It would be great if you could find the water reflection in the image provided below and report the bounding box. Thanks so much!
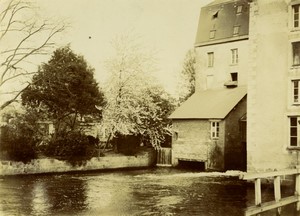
[0,169,299,216]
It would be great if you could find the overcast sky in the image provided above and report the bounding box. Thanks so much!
[36,0,212,96]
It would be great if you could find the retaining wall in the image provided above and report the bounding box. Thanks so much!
[0,150,156,176]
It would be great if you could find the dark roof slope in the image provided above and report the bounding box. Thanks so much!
[169,86,247,119]
[195,0,250,46]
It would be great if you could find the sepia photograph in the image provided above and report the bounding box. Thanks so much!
[1,0,300,215]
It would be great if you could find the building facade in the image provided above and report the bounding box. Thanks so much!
[247,0,300,171]
[170,0,249,171]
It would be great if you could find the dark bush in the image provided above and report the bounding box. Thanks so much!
[112,134,141,156]
[0,111,39,163]
[44,131,95,166]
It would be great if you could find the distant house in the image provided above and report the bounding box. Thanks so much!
[169,0,249,171]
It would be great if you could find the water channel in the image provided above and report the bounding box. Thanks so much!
[0,168,299,216]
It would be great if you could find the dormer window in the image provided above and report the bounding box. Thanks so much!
[212,11,219,19]
[210,30,216,39]
[293,4,300,28]
[236,5,243,14]
[233,26,240,36]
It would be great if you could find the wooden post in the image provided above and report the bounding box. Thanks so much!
[274,176,281,215]
[296,173,300,211]
[255,178,262,206]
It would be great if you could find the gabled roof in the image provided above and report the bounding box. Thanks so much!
[169,86,247,119]
[194,0,250,46]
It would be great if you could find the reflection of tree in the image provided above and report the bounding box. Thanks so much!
[0,176,36,215]
[44,175,88,214]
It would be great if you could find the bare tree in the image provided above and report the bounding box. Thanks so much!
[0,0,67,110]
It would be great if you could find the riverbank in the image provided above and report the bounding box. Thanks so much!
[0,149,156,176]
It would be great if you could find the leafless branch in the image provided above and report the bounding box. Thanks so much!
[0,0,68,110]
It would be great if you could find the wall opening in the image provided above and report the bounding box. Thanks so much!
[177,160,206,171]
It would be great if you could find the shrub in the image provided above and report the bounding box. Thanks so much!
[44,130,95,166]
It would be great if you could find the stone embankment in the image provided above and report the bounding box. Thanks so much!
[0,150,156,176]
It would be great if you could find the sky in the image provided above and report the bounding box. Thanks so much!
[35,0,212,96]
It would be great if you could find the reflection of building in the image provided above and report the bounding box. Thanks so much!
[170,0,249,171]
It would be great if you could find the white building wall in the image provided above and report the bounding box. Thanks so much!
[247,0,299,171]
[195,39,249,92]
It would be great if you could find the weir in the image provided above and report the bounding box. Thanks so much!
[156,148,172,167]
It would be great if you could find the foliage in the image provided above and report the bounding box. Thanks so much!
[0,0,67,110]
[103,35,175,149]
[21,46,106,133]
[0,107,42,163]
[178,49,196,103]
[43,130,95,166]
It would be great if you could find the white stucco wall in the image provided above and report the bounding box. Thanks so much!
[247,0,300,171]
[195,39,249,91]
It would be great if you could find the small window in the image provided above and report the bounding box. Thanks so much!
[289,116,300,147]
[292,42,300,66]
[233,26,240,36]
[207,52,214,67]
[292,80,300,104]
[212,11,219,19]
[211,121,220,139]
[293,5,300,28]
[236,5,243,14]
[231,72,238,81]
[231,49,238,64]
[210,30,216,39]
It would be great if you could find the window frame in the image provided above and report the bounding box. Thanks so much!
[231,72,238,82]
[292,79,300,105]
[209,30,216,39]
[289,116,300,147]
[292,42,300,66]
[207,52,214,67]
[210,121,220,139]
[233,26,240,36]
[236,5,243,15]
[231,48,238,65]
[293,4,300,28]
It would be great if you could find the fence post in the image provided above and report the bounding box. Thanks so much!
[296,166,300,211]
[255,178,262,206]
[274,176,281,215]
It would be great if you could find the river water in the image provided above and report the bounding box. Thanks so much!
[0,168,298,216]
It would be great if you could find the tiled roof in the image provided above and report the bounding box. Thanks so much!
[169,86,247,119]
[195,0,250,46]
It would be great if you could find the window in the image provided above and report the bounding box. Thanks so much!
[289,117,300,147]
[292,80,300,104]
[212,11,219,19]
[210,30,216,39]
[231,49,238,64]
[236,5,243,14]
[211,121,220,139]
[208,52,214,67]
[233,26,240,36]
[231,72,238,81]
[293,4,300,28]
[293,42,300,66]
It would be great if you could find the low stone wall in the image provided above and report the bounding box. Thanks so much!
[0,150,156,176]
